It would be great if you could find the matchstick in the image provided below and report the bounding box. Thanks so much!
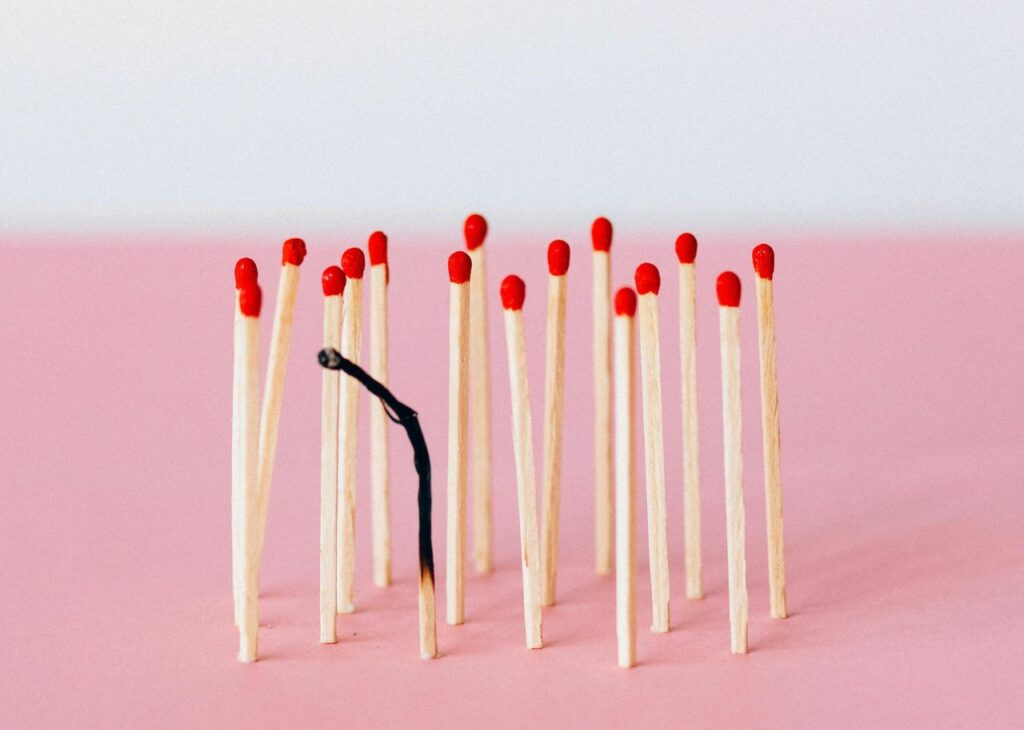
[501,275,543,649]
[635,263,670,633]
[338,247,365,613]
[255,238,306,566]
[613,287,637,668]
[592,217,613,575]
[541,240,570,606]
[237,281,262,662]
[319,266,346,643]
[676,233,703,600]
[464,214,493,574]
[446,252,472,625]
[232,257,257,626]
[369,231,391,588]
[753,244,787,619]
[717,271,749,654]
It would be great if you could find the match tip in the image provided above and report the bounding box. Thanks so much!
[234,257,258,289]
[752,243,775,279]
[547,240,570,276]
[239,283,262,317]
[500,275,526,310]
[448,251,472,284]
[591,217,612,251]
[282,238,307,266]
[322,265,346,296]
[341,248,366,279]
[614,287,637,317]
[464,213,488,250]
[368,231,388,266]
[675,232,698,264]
[634,263,661,295]
[716,272,741,307]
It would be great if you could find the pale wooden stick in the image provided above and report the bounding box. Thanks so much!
[446,256,471,625]
[467,236,493,574]
[677,238,703,600]
[717,272,748,654]
[419,566,438,659]
[231,290,241,626]
[754,245,787,619]
[319,268,345,643]
[635,265,669,633]
[238,284,262,662]
[501,277,543,649]
[613,288,637,668]
[541,241,569,606]
[592,229,613,576]
[369,238,391,588]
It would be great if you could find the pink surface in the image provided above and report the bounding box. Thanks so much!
[2,233,1022,727]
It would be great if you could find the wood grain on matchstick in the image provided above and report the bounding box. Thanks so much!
[446,252,471,625]
[237,283,262,662]
[614,287,637,668]
[592,217,613,575]
[369,232,391,588]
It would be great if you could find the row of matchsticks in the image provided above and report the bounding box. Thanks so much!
[230,216,787,667]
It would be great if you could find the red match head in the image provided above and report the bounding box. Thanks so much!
[464,214,488,251]
[634,263,661,295]
[752,243,774,280]
[368,231,388,266]
[341,248,365,279]
[234,258,258,289]
[238,283,262,317]
[614,287,637,317]
[500,275,526,310]
[716,272,741,307]
[448,251,472,284]
[322,265,346,296]
[675,233,697,264]
[282,238,307,266]
[547,240,570,276]
[591,217,612,252]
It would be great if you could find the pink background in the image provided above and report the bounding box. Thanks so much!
[2,234,1022,727]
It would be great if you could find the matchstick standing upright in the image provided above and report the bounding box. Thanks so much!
[237,281,262,662]
[592,217,613,575]
[613,287,638,668]
[501,275,543,649]
[676,233,703,600]
[255,238,306,567]
[232,257,258,626]
[338,247,365,613]
[446,252,472,625]
[635,263,670,633]
[717,271,749,654]
[368,231,391,588]
[753,244,787,619]
[319,266,346,643]
[464,214,493,574]
[541,240,570,607]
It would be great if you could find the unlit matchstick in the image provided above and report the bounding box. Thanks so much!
[613,287,637,668]
[592,217,613,575]
[369,231,391,588]
[237,281,262,662]
[232,257,257,626]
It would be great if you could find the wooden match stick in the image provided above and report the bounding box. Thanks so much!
[255,239,306,566]
[465,214,493,574]
[717,271,749,654]
[541,240,570,607]
[753,244,787,619]
[446,252,472,625]
[501,275,543,649]
[592,217,613,575]
[237,282,262,662]
[613,287,637,668]
[232,257,257,626]
[676,233,703,600]
[338,247,365,614]
[635,263,670,633]
[319,266,346,643]
[369,231,391,588]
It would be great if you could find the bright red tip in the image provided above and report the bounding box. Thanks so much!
[239,283,262,317]
[547,240,570,276]
[448,251,472,284]
[591,217,612,252]
[282,238,307,266]
[752,243,775,280]
[614,287,637,317]
[716,272,741,307]
[634,263,661,295]
[368,231,388,266]
[234,258,258,289]
[675,233,697,264]
[500,275,526,310]
[464,214,488,250]
[322,265,346,296]
[341,248,365,279]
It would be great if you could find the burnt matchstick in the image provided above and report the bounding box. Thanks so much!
[591,217,613,575]
[232,257,258,627]
[447,252,472,625]
[613,287,638,668]
[369,231,391,588]
[237,281,262,662]
[318,348,438,659]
